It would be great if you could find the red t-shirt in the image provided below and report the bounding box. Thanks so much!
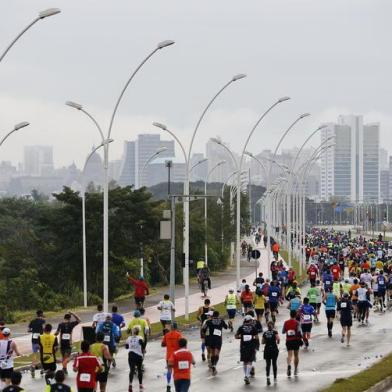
[241,291,253,303]
[74,352,101,389]
[162,330,182,360]
[169,348,193,381]
[128,277,149,297]
[331,266,340,280]
[283,319,301,341]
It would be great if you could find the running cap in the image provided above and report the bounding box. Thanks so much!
[133,310,141,317]
[2,327,10,335]
[244,315,253,321]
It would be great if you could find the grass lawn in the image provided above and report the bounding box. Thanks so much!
[320,352,392,392]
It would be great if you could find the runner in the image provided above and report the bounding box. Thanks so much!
[323,288,337,337]
[168,338,195,392]
[0,328,21,389]
[158,295,176,332]
[127,273,150,311]
[235,315,258,385]
[161,322,182,392]
[197,299,214,360]
[298,297,316,348]
[90,332,112,392]
[262,321,280,385]
[73,341,102,392]
[338,292,353,347]
[126,327,145,391]
[307,282,320,322]
[2,371,24,392]
[55,311,81,374]
[38,324,58,382]
[240,285,254,314]
[268,280,281,324]
[224,289,239,332]
[350,278,360,319]
[92,304,110,329]
[282,310,302,377]
[97,315,120,360]
[44,370,74,392]
[253,285,266,324]
[127,311,150,346]
[201,310,228,375]
[27,309,45,377]
[356,281,371,325]
[377,270,387,311]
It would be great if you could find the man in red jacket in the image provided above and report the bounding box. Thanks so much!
[127,273,149,311]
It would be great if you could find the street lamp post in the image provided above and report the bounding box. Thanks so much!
[140,147,169,188]
[66,39,175,312]
[0,122,30,147]
[0,8,61,64]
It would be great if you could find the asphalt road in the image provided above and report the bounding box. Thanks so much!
[17,288,392,391]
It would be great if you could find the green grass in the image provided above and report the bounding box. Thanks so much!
[320,353,392,392]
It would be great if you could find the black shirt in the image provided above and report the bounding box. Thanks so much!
[3,386,24,392]
[236,324,258,349]
[56,321,79,348]
[28,318,45,343]
[202,318,228,339]
[50,384,72,392]
[262,329,279,350]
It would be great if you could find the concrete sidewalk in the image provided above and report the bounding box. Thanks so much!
[12,242,273,356]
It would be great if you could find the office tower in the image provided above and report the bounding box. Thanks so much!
[380,148,388,170]
[320,115,380,203]
[83,147,104,186]
[24,146,54,177]
[206,138,237,183]
[118,141,136,187]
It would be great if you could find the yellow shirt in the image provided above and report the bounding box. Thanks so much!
[127,318,148,340]
[253,294,265,309]
[39,333,57,364]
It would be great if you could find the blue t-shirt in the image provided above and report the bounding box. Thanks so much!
[290,297,301,311]
[268,286,280,304]
[325,293,336,310]
[111,313,125,328]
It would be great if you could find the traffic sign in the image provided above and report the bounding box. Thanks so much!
[251,249,261,259]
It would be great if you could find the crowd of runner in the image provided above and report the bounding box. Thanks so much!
[0,228,391,391]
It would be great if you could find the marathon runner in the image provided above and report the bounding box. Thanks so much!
[90,332,112,392]
[224,289,239,332]
[27,310,45,377]
[262,321,280,385]
[197,299,214,360]
[282,310,302,377]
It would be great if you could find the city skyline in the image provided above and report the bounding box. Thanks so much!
[0,1,391,169]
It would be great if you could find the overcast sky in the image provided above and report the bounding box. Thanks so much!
[0,0,390,168]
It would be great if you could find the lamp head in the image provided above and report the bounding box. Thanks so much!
[299,113,311,119]
[153,122,167,131]
[14,121,30,130]
[232,74,247,82]
[210,137,221,145]
[318,124,328,130]
[198,158,208,165]
[157,40,175,49]
[39,8,61,19]
[66,101,83,110]
[217,160,226,166]
[278,96,290,103]
[156,147,168,154]
[244,151,254,157]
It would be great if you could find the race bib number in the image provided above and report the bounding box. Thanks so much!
[311,271,316,276]
[303,315,311,321]
[326,281,331,285]
[243,335,252,342]
[379,280,385,285]
[287,330,295,336]
[272,292,278,297]
[32,333,40,339]
[178,361,189,370]
[104,335,111,342]
[80,373,91,382]
[62,333,71,340]
[213,329,222,337]
[341,302,347,308]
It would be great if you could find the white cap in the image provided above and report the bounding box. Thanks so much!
[207,311,214,316]
[244,315,253,321]
[229,288,234,292]
[2,327,10,335]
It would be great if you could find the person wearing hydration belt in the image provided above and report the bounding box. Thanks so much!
[225,289,239,332]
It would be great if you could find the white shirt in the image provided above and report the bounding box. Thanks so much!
[0,340,13,370]
[357,287,368,302]
[93,312,110,324]
[158,300,174,321]
[126,336,144,357]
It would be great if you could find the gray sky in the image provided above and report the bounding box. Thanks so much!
[0,0,390,168]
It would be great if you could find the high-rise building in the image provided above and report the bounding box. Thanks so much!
[380,148,389,170]
[118,135,174,188]
[24,146,54,177]
[320,115,380,203]
[83,147,103,186]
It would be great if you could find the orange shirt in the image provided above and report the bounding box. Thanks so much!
[169,348,193,381]
[0,332,4,340]
[162,330,182,360]
[350,284,360,300]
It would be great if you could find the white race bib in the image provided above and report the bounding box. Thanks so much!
[32,333,40,339]
[104,335,111,342]
[62,333,71,340]
[303,315,311,321]
[243,335,252,342]
[287,330,295,336]
[80,373,91,382]
[326,281,331,285]
[272,292,278,297]
[213,329,222,337]
[340,302,347,308]
[178,361,189,370]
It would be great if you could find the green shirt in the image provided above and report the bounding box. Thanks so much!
[307,287,319,303]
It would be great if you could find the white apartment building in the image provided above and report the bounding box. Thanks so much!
[320,115,380,203]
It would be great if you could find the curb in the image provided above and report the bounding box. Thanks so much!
[365,375,392,392]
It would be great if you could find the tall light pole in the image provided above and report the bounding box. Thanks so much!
[80,139,113,307]
[204,160,226,265]
[153,73,246,320]
[0,8,61,64]
[66,39,175,312]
